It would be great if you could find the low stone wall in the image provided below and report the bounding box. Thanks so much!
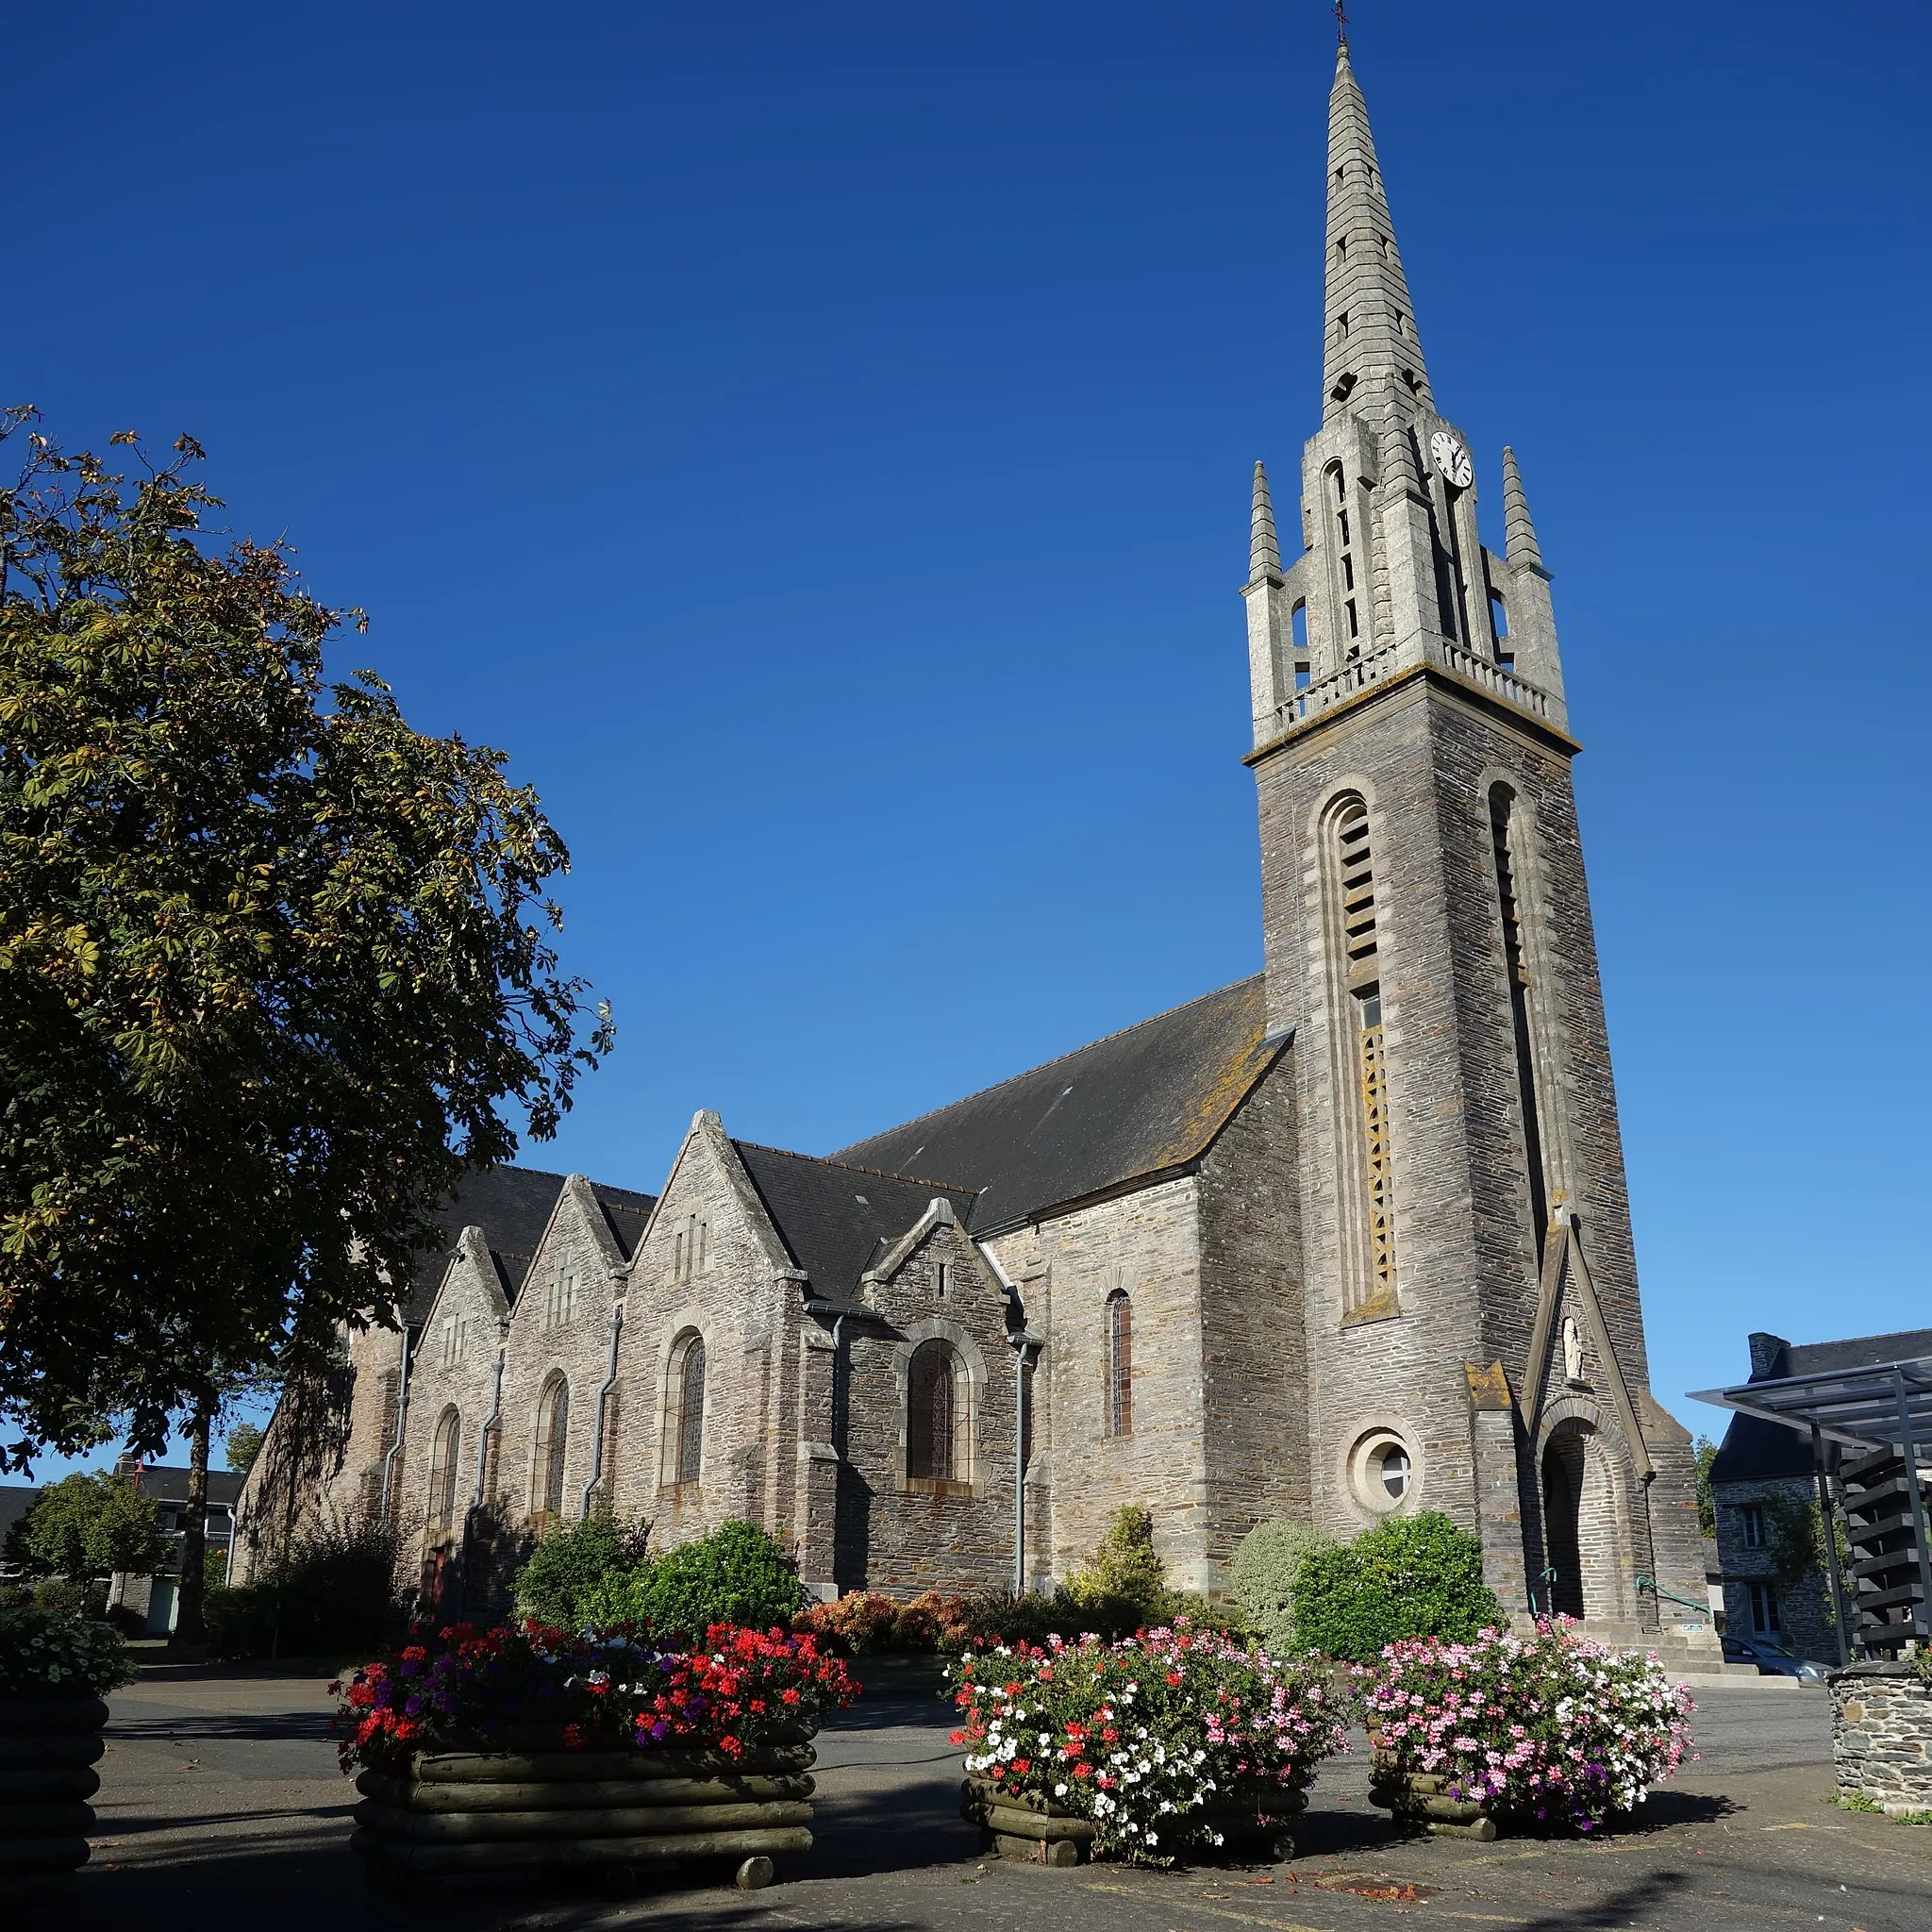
[1829,1660,1932,1816]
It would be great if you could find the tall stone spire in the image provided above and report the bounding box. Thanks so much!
[1248,460,1282,584]
[1501,446,1543,571]
[1323,43,1433,427]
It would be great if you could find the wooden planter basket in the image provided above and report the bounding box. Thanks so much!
[352,1731,818,1898]
[0,1695,110,1898]
[1367,1743,1498,1841]
[961,1774,1305,1867]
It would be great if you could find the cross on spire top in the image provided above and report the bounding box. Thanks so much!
[1332,0,1349,46]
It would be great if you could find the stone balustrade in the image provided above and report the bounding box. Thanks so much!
[1271,633,1563,740]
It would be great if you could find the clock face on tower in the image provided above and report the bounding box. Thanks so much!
[1429,430,1474,489]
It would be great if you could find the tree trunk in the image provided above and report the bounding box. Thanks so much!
[174,1406,212,1646]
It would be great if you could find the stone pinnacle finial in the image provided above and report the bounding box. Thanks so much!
[1502,446,1543,570]
[1249,460,1282,583]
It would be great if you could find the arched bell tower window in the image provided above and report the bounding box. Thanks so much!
[907,1341,967,1490]
[1324,793,1398,1315]
[532,1374,570,1520]
[1106,1289,1133,1439]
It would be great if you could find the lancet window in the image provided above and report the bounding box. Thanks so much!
[1490,783,1552,1244]
[1106,1289,1133,1439]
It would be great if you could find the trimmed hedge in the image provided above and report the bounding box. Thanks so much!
[1291,1511,1502,1663]
[1230,1519,1330,1657]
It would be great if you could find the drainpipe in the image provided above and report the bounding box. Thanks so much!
[580,1303,625,1518]
[377,1325,414,1524]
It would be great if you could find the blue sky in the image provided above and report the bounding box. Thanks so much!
[10,0,1928,1476]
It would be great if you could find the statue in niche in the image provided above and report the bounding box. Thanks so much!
[1562,1315,1587,1385]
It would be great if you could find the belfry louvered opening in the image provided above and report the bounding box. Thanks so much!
[1491,783,1552,1246]
[1327,795,1397,1313]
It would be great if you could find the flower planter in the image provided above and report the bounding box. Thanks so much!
[352,1732,818,1899]
[1367,1742,1497,1841]
[0,1695,110,1897]
[961,1774,1306,1866]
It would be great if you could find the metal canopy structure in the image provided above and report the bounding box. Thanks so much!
[1690,1357,1932,1453]
[1691,1356,1932,1660]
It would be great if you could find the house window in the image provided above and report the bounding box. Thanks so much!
[1106,1290,1133,1439]
[1748,1581,1779,1635]
[532,1375,570,1518]
[1741,1503,1766,1549]
[907,1341,964,1487]
[427,1407,461,1529]
[674,1334,706,1486]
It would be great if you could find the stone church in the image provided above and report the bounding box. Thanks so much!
[237,41,1711,1644]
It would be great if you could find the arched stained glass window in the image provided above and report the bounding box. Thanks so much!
[428,1407,461,1528]
[533,1376,570,1518]
[906,1341,958,1483]
[1106,1291,1133,1438]
[675,1337,706,1486]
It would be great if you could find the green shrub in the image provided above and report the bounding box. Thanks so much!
[28,1577,90,1618]
[513,1513,651,1631]
[0,1606,137,1696]
[1069,1504,1170,1621]
[205,1518,403,1659]
[1231,1519,1331,1657]
[1291,1511,1503,1664]
[632,1520,806,1638]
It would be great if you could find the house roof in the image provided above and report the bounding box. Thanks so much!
[1709,1326,1932,1483]
[830,975,1285,1235]
[118,1465,246,1507]
[0,1484,39,1550]
[404,1166,658,1321]
[732,1142,976,1299]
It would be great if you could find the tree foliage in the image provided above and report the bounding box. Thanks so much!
[513,1511,652,1631]
[0,414,612,1463]
[1692,1435,1718,1540]
[223,1423,264,1476]
[3,1470,170,1581]
[1291,1511,1504,1663]
[1230,1518,1331,1657]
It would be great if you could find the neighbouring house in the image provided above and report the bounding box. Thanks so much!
[105,1462,245,1635]
[234,34,1714,1648]
[1708,1326,1932,1659]
[0,1485,40,1583]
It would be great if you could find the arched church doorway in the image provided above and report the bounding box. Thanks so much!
[1541,1428,1587,1618]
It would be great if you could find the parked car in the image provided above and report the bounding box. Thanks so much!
[1722,1632,1830,1684]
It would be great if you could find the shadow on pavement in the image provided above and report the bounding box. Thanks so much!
[107,1708,338,1742]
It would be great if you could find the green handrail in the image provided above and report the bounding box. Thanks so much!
[1636,1574,1711,1625]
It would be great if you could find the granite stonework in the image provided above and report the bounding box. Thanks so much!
[1831,1661,1932,1815]
[236,40,1707,1648]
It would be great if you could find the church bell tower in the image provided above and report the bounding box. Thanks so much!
[1243,38,1708,1634]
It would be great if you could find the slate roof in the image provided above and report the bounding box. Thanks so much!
[1710,1326,1932,1483]
[732,1142,976,1300]
[831,975,1286,1236]
[405,1166,658,1321]
[120,1465,246,1507]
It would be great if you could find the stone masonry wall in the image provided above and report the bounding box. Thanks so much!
[1193,1050,1311,1586]
[1253,670,1703,1622]
[986,1176,1211,1594]
[840,1216,1021,1596]
[604,1123,801,1557]
[1832,1661,1932,1815]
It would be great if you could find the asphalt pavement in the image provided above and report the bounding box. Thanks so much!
[17,1655,1931,1932]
